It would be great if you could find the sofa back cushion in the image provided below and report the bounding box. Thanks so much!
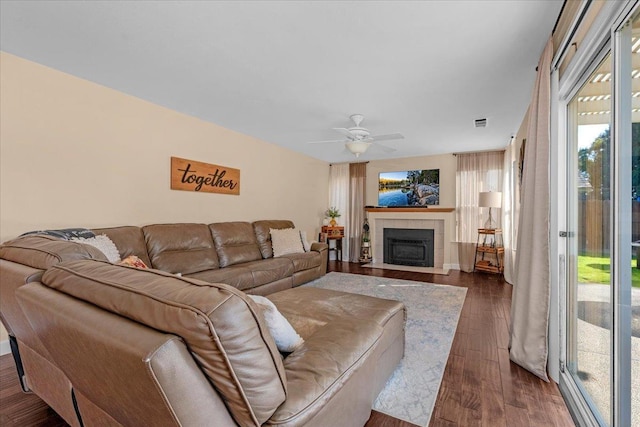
[253,220,296,258]
[143,223,219,274]
[92,226,152,267]
[0,235,108,269]
[40,260,287,427]
[209,222,262,267]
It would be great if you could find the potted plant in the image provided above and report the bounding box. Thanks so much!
[325,207,341,227]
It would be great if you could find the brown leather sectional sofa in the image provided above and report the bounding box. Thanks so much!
[0,220,406,426]
[96,220,328,294]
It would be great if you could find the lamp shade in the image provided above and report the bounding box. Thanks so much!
[478,191,502,208]
[345,141,372,157]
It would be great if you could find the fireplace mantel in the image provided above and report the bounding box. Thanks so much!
[366,208,456,270]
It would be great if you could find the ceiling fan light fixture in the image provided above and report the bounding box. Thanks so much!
[307,114,402,157]
[346,141,372,157]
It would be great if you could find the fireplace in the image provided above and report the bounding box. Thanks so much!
[367,211,450,269]
[383,228,434,267]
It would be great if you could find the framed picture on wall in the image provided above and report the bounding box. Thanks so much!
[519,138,526,189]
[378,169,439,207]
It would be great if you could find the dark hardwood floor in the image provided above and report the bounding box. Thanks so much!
[0,354,66,427]
[340,262,576,427]
[0,262,575,426]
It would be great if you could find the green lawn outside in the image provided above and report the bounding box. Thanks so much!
[578,255,640,288]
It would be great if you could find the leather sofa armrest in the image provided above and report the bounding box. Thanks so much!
[311,243,329,276]
[310,242,328,253]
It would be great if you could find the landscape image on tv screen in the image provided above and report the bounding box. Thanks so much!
[378,169,440,207]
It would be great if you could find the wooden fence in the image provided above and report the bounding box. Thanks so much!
[577,200,640,255]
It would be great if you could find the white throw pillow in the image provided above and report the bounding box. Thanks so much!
[71,234,121,263]
[299,230,311,252]
[249,295,304,353]
[270,228,305,257]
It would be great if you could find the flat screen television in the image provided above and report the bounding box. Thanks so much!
[378,169,440,207]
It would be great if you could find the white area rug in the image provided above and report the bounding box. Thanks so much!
[303,272,467,426]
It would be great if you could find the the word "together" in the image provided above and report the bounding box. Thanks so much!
[178,163,238,192]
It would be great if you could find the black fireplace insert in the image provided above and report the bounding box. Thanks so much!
[383,228,434,267]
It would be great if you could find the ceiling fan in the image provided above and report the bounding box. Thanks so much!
[307,114,404,157]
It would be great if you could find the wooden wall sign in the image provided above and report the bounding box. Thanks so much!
[171,156,240,195]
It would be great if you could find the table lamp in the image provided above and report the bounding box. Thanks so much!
[479,191,502,230]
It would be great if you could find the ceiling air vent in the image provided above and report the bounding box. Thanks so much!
[475,118,487,128]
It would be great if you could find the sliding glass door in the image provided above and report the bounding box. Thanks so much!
[621,15,638,426]
[567,53,613,426]
[562,5,638,426]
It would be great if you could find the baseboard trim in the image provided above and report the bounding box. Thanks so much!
[444,263,460,270]
[362,263,449,275]
[0,339,11,356]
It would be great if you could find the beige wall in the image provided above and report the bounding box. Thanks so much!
[366,154,459,267]
[0,52,330,342]
[0,52,330,239]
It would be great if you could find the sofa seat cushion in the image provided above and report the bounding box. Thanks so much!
[279,252,322,273]
[268,287,405,337]
[40,260,287,427]
[185,265,255,291]
[185,259,293,291]
[209,222,262,267]
[264,287,405,425]
[143,223,219,274]
[239,258,294,287]
[267,317,383,425]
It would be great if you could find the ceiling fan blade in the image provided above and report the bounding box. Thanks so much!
[332,127,357,139]
[372,142,397,153]
[307,139,348,144]
[369,133,404,141]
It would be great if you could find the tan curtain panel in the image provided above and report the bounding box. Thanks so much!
[455,151,504,272]
[457,243,477,272]
[509,38,553,382]
[329,163,350,260]
[348,162,366,262]
[502,138,521,285]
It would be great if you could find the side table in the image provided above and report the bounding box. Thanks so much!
[474,228,504,274]
[321,226,344,264]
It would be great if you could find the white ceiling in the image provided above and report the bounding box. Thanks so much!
[0,1,564,163]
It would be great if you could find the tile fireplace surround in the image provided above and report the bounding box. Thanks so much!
[366,208,456,270]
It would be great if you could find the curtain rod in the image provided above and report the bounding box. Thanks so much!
[551,0,592,71]
[329,161,369,166]
[551,0,568,35]
[452,148,507,157]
